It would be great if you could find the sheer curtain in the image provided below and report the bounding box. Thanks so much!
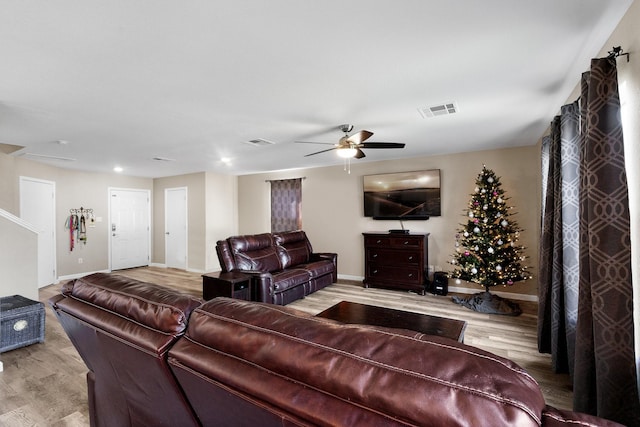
[270,178,302,233]
[539,57,639,426]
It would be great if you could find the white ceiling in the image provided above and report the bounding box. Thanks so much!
[0,0,633,177]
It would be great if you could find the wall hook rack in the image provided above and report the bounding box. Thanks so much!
[70,207,93,215]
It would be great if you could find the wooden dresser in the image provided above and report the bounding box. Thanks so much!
[362,232,429,294]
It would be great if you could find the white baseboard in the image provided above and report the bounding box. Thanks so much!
[57,269,110,282]
[0,360,3,372]
[336,274,537,302]
[337,274,362,282]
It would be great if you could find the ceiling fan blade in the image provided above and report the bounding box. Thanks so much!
[304,147,338,157]
[347,130,373,145]
[354,148,366,159]
[360,142,405,149]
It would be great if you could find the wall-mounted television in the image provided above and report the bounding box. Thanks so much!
[363,169,441,220]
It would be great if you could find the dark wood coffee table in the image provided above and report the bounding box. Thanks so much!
[316,301,467,342]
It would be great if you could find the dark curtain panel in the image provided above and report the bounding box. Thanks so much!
[270,178,302,233]
[573,58,639,425]
[538,102,581,377]
[539,57,639,426]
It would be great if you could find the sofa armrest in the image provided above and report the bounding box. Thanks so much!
[311,252,338,282]
[232,269,274,303]
[542,406,624,427]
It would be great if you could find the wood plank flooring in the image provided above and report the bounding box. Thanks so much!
[0,267,572,426]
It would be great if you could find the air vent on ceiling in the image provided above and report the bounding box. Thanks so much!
[19,152,76,161]
[418,102,458,118]
[244,138,275,147]
[152,156,176,162]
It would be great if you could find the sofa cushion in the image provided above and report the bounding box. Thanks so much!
[297,259,335,279]
[271,268,311,292]
[175,298,547,427]
[228,233,282,272]
[274,230,312,269]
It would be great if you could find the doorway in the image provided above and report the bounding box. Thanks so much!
[19,177,56,287]
[109,188,150,270]
[165,187,187,270]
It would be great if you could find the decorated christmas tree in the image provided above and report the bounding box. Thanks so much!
[449,165,531,315]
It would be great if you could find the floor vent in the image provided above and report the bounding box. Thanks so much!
[418,102,458,118]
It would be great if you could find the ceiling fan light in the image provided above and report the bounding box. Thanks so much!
[337,147,357,158]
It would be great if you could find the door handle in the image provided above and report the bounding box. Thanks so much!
[165,232,170,235]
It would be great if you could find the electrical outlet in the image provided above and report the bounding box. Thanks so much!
[78,258,83,264]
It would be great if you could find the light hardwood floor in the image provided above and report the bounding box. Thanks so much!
[0,267,572,426]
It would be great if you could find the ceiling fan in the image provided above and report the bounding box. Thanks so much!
[296,124,405,159]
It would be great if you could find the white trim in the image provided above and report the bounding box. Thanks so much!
[338,274,363,282]
[57,269,111,282]
[0,208,39,234]
[336,274,538,302]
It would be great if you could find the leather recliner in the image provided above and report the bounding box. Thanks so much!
[216,230,337,305]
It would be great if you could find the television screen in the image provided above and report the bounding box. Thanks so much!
[363,169,441,219]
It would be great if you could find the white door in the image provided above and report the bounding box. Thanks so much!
[19,177,56,287]
[109,188,150,270]
[165,187,187,270]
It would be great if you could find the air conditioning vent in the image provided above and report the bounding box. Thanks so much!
[19,152,76,161]
[244,138,275,147]
[152,156,176,162]
[418,102,458,118]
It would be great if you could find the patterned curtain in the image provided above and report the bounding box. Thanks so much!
[270,178,302,233]
[539,57,639,425]
[538,102,580,378]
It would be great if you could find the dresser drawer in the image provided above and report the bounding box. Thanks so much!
[366,263,422,284]
[367,248,421,265]
[364,235,424,249]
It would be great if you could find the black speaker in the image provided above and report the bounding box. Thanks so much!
[430,271,448,296]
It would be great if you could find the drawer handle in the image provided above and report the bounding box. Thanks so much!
[408,256,413,260]
[403,241,409,245]
[373,254,378,258]
[373,270,378,274]
[408,273,413,277]
[376,240,382,244]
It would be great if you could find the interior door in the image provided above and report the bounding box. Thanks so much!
[110,188,150,270]
[19,177,56,287]
[165,187,187,270]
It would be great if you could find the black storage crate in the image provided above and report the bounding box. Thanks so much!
[0,294,45,353]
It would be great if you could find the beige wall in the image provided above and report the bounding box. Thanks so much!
[153,173,206,270]
[0,212,38,300]
[238,145,541,297]
[152,171,238,272]
[0,153,153,278]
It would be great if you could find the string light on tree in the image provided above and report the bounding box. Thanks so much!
[448,165,532,315]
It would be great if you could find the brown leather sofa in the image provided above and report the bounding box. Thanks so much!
[216,230,337,305]
[50,273,623,427]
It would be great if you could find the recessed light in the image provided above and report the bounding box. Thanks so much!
[113,166,123,173]
[220,157,231,164]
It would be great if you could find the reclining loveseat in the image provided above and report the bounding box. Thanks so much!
[215,230,337,305]
[49,272,623,427]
